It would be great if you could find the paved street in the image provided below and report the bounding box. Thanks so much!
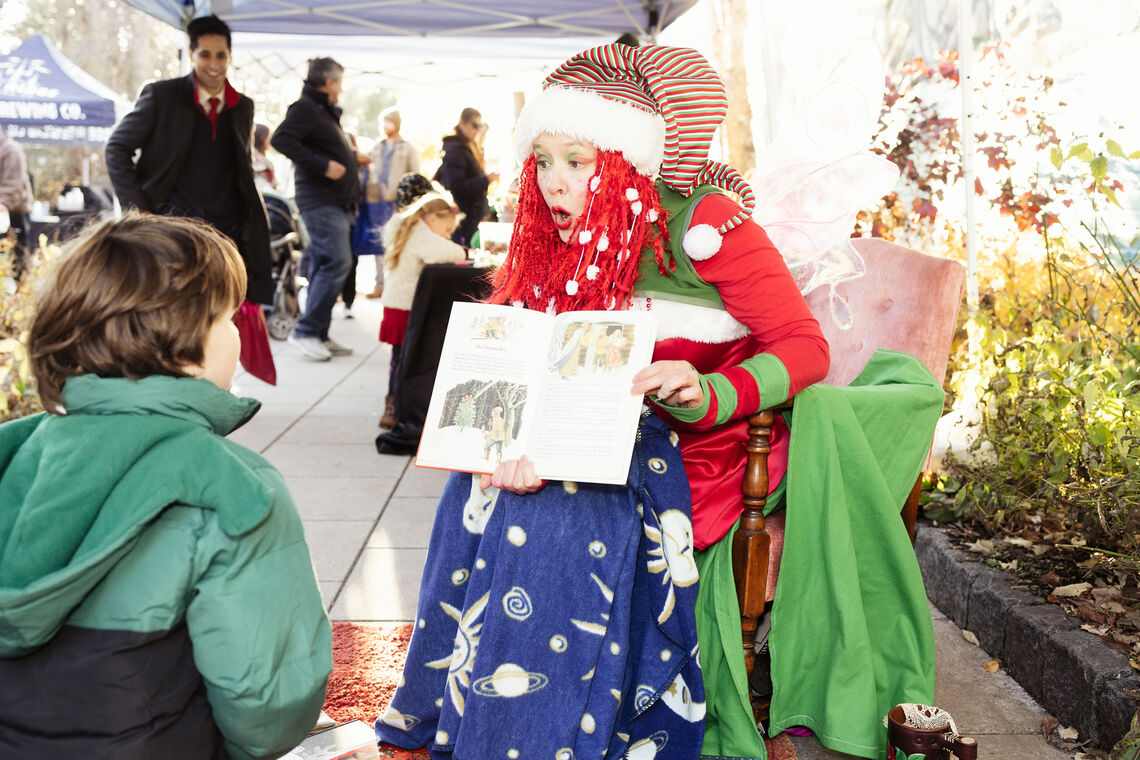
[231,269,1076,760]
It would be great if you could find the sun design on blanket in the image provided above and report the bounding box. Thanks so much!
[644,509,698,624]
[425,591,489,715]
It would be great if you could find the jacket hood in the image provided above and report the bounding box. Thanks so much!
[0,375,272,656]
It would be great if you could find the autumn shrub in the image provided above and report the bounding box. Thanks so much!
[863,45,1140,560]
[0,237,47,422]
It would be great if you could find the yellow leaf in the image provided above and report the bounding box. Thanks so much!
[984,659,1001,672]
[962,630,980,646]
[1102,184,1121,207]
[1107,139,1126,158]
[1050,146,1064,169]
[1090,155,1108,181]
[1068,142,1095,162]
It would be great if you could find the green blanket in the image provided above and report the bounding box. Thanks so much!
[697,349,944,759]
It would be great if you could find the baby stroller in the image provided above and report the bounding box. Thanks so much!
[261,188,309,341]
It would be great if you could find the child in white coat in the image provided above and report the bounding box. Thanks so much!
[377,178,467,427]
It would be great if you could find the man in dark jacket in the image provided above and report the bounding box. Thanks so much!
[435,107,498,248]
[104,15,273,305]
[271,57,361,361]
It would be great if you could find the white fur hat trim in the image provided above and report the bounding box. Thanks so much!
[682,224,722,260]
[513,86,666,176]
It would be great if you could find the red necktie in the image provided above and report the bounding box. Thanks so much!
[207,96,220,140]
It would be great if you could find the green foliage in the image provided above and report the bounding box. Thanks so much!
[940,314,1140,554]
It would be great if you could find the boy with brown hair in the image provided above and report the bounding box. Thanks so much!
[0,213,331,760]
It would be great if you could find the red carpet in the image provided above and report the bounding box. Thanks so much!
[323,622,796,760]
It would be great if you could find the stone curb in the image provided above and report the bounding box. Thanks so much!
[914,523,1140,750]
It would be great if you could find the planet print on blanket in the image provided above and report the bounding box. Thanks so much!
[470,662,549,697]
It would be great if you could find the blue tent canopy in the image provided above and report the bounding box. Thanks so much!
[122,0,696,39]
[0,35,128,146]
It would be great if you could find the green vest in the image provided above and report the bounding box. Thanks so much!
[635,182,726,309]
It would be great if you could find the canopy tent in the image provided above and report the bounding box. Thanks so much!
[121,0,697,39]
[0,35,129,145]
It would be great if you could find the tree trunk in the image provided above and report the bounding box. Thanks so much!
[709,0,756,178]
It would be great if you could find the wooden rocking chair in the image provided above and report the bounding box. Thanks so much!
[731,237,967,722]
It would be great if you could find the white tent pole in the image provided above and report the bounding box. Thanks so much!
[958,0,978,318]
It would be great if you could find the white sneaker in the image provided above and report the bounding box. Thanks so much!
[288,334,332,361]
[322,338,354,356]
[344,306,354,319]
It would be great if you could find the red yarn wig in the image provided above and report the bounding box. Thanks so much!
[490,152,671,313]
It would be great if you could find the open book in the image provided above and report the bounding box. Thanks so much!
[416,302,657,485]
[281,719,379,760]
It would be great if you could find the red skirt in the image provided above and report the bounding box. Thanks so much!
[379,307,410,346]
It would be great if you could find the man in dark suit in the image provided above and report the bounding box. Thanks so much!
[105,14,273,306]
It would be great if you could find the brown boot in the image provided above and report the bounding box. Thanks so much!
[366,286,384,299]
[379,395,397,428]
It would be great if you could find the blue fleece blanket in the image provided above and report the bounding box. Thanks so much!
[376,413,705,759]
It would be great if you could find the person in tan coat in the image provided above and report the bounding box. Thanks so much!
[364,107,420,298]
[0,127,33,276]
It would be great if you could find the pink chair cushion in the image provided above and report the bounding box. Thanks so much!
[762,238,965,600]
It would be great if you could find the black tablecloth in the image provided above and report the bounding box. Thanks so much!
[29,211,100,246]
[376,263,492,455]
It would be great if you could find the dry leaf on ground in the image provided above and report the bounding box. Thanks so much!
[962,630,980,646]
[1053,582,1093,598]
[984,659,1001,672]
[1042,715,1060,742]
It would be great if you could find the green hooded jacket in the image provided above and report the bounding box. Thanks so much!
[0,374,332,760]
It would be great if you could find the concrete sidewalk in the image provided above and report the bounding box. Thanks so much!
[231,287,1074,760]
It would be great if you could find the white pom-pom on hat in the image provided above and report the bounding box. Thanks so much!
[625,188,639,201]
[565,279,579,295]
[682,223,722,261]
[586,265,600,280]
[590,176,601,191]
[597,234,609,251]
[578,230,592,245]
[647,208,659,222]
[631,201,643,215]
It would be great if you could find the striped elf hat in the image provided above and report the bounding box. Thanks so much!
[513,43,756,256]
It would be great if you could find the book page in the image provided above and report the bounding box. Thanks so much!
[526,310,657,485]
[281,720,379,760]
[416,302,551,475]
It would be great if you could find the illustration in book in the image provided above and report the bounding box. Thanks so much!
[433,380,528,466]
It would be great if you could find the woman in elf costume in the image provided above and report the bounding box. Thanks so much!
[376,44,940,760]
